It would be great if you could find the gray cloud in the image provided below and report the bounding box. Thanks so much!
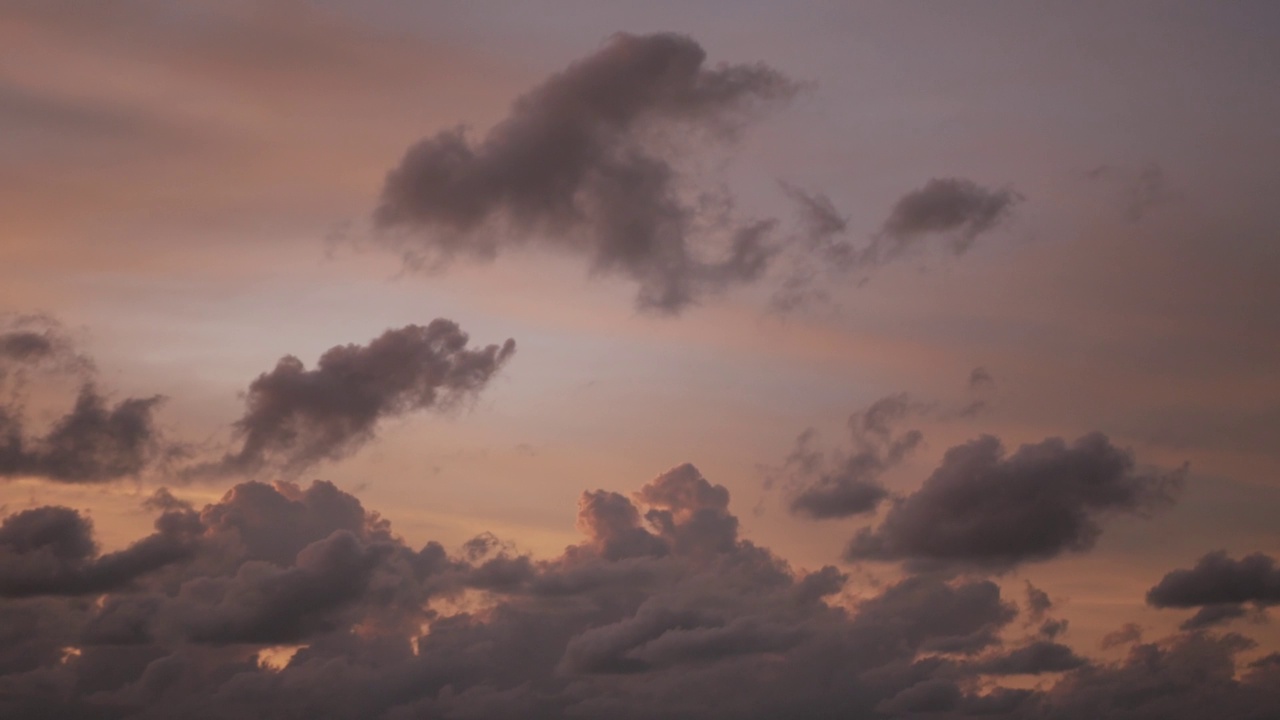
[874,177,1023,258]
[198,320,515,476]
[0,505,197,597]
[846,433,1183,569]
[1147,551,1280,629]
[784,394,924,520]
[375,32,795,314]
[0,384,166,484]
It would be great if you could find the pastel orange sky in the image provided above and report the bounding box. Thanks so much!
[2,3,1279,718]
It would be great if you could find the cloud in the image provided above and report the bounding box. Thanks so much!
[1100,622,1144,650]
[845,432,1183,569]
[0,466,1277,719]
[375,32,795,314]
[0,384,167,483]
[0,505,198,597]
[783,394,923,520]
[1147,551,1280,629]
[771,180,1021,313]
[196,320,515,476]
[873,177,1023,258]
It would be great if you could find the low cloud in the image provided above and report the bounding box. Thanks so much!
[1,465,1277,718]
[845,432,1183,569]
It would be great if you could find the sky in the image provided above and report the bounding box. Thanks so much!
[2,1,1279,717]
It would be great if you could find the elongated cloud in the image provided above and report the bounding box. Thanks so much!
[203,320,515,476]
[1147,551,1280,629]
[375,32,795,313]
[845,433,1183,569]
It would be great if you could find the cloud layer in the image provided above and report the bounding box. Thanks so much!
[1,467,1276,719]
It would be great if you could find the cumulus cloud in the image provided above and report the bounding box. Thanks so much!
[375,32,795,314]
[782,393,924,520]
[196,320,515,476]
[0,466,1276,719]
[1147,551,1280,629]
[0,505,198,597]
[845,432,1184,569]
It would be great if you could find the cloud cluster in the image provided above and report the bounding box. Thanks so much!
[1,467,1275,719]
[199,321,515,476]
[1147,551,1280,630]
[376,32,794,313]
[845,433,1184,569]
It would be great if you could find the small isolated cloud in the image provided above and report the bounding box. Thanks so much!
[1147,551,1280,629]
[375,32,796,314]
[195,320,515,477]
[874,177,1023,258]
[845,432,1183,570]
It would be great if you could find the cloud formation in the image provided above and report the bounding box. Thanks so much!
[0,384,166,484]
[376,32,795,314]
[783,393,924,520]
[200,320,515,476]
[2,465,1278,718]
[1147,551,1280,629]
[845,433,1183,569]
[873,177,1023,258]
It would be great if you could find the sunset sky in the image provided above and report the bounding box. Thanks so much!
[2,2,1279,718]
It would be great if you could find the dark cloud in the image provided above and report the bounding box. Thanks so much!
[772,180,1021,314]
[1147,551,1280,629]
[845,433,1183,569]
[973,640,1088,675]
[0,384,166,483]
[873,177,1023,258]
[375,32,795,314]
[197,320,515,476]
[1,467,1276,719]
[0,505,198,597]
[783,394,923,520]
